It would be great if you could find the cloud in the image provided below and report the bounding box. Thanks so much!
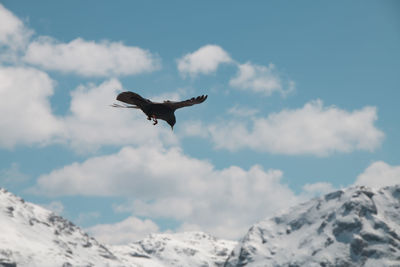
[0,4,33,59]
[302,182,337,198]
[0,66,63,148]
[0,71,176,151]
[31,145,298,239]
[86,216,160,245]
[183,100,384,156]
[24,36,160,77]
[355,161,400,188]
[229,62,295,96]
[0,163,30,186]
[0,4,159,76]
[227,105,259,118]
[177,46,293,97]
[177,45,232,77]
[75,211,100,225]
[41,201,64,215]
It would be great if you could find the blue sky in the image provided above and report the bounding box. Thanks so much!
[0,0,399,243]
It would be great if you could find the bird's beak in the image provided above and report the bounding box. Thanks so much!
[171,125,174,131]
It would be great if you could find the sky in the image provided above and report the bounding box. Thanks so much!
[0,0,399,244]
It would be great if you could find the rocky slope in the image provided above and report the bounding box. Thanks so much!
[225,185,400,267]
[1,185,400,266]
[112,232,236,267]
[0,188,235,267]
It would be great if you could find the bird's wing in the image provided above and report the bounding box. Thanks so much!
[163,95,208,110]
[116,91,152,108]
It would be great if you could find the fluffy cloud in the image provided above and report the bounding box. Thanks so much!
[41,201,64,215]
[227,105,259,117]
[177,45,232,77]
[0,70,176,151]
[0,4,32,55]
[0,163,30,187]
[31,145,298,239]
[24,36,160,77]
[355,161,400,188]
[183,100,384,156]
[302,182,337,197]
[0,66,63,148]
[86,216,160,244]
[177,46,293,97]
[229,62,295,96]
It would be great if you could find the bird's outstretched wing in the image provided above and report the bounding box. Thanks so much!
[116,91,152,108]
[163,95,208,110]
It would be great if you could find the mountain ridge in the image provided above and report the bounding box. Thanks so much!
[1,185,400,266]
[225,185,400,266]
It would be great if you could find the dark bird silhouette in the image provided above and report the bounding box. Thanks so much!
[112,91,208,129]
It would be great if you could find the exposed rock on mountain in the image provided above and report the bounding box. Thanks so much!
[1,185,400,266]
[225,185,400,267]
[0,188,235,267]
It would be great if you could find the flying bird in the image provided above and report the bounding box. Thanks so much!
[112,91,208,129]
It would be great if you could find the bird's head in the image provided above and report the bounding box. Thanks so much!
[166,116,176,130]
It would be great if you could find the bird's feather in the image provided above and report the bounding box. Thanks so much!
[116,91,152,107]
[162,95,208,110]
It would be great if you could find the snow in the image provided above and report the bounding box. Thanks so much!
[1,185,400,266]
[0,188,121,267]
[112,232,236,267]
[225,185,400,266]
[0,188,235,267]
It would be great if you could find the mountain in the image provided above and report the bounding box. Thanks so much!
[225,185,400,267]
[0,187,123,267]
[1,185,400,266]
[0,188,235,267]
[112,232,236,267]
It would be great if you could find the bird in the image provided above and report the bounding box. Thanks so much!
[111,91,208,129]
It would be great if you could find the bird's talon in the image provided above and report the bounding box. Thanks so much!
[151,115,158,125]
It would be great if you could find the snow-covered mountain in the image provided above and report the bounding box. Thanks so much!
[0,187,123,267]
[225,185,400,267]
[1,185,400,266]
[0,188,235,267]
[112,232,236,267]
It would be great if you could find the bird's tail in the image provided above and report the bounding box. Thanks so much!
[110,103,140,109]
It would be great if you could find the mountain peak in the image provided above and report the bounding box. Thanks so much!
[1,186,400,266]
[225,185,400,266]
[0,188,235,267]
[0,187,120,267]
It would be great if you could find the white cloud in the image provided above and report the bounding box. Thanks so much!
[24,36,160,77]
[184,100,384,156]
[302,182,337,198]
[227,105,259,117]
[0,66,63,148]
[31,145,298,239]
[0,72,176,151]
[75,211,100,225]
[179,120,209,138]
[0,4,33,58]
[177,45,232,77]
[229,62,295,96]
[86,216,160,245]
[0,163,29,186]
[62,79,177,152]
[355,161,400,188]
[41,201,64,215]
